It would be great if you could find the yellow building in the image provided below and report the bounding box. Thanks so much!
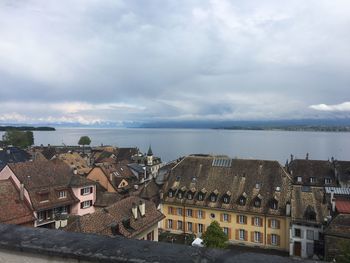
[161,155,292,251]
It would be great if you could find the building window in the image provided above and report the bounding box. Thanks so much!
[325,178,331,184]
[223,213,229,222]
[310,177,316,183]
[223,227,229,236]
[177,221,183,230]
[37,211,46,221]
[198,223,204,233]
[306,230,314,240]
[271,234,278,245]
[58,191,66,199]
[210,194,216,202]
[254,198,261,208]
[176,208,183,216]
[223,195,230,204]
[187,193,193,200]
[239,229,245,240]
[186,209,193,217]
[81,187,92,196]
[239,196,246,206]
[210,213,215,219]
[178,192,183,199]
[198,193,204,201]
[255,183,260,189]
[254,217,261,226]
[147,231,154,241]
[81,200,92,209]
[254,231,262,243]
[198,210,203,219]
[297,176,302,183]
[187,222,193,232]
[306,243,314,257]
[294,228,301,238]
[168,191,173,198]
[271,219,279,229]
[271,200,278,210]
[239,215,246,224]
[167,219,173,229]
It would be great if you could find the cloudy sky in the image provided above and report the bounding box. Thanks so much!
[0,0,350,126]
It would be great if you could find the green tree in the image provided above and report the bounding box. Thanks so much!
[202,220,228,249]
[2,130,34,148]
[78,136,91,153]
[336,240,350,263]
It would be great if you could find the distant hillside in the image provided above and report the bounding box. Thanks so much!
[0,126,55,131]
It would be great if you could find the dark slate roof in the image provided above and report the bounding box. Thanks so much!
[69,175,96,188]
[287,159,336,187]
[8,160,79,210]
[163,155,292,216]
[128,163,145,174]
[0,179,35,225]
[0,147,31,169]
[140,179,161,206]
[116,147,139,163]
[147,145,153,156]
[65,196,165,238]
[291,186,328,225]
[324,214,350,238]
[334,161,350,186]
[94,184,123,208]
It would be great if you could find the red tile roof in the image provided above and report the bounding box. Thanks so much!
[0,179,35,225]
[336,200,350,214]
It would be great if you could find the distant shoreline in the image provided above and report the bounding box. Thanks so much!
[0,126,56,131]
[213,126,350,132]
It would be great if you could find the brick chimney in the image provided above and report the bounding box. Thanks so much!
[132,203,138,219]
[139,200,145,217]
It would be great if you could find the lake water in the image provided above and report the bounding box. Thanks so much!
[1,128,350,164]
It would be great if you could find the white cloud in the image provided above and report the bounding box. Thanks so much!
[309,102,350,112]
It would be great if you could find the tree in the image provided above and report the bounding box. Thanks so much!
[202,220,228,249]
[2,130,34,148]
[78,136,91,154]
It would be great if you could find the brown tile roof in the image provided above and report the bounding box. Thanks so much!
[335,200,350,214]
[325,214,350,238]
[8,160,79,211]
[140,179,161,205]
[291,186,328,225]
[69,175,96,188]
[116,147,139,163]
[0,179,35,225]
[65,196,164,238]
[288,159,336,187]
[58,152,91,175]
[162,155,292,216]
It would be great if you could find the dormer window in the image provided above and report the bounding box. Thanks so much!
[198,193,204,201]
[239,196,246,206]
[310,177,316,183]
[187,192,193,200]
[325,178,331,184]
[58,191,67,199]
[297,176,302,183]
[178,191,183,199]
[254,197,261,208]
[223,196,230,204]
[255,183,260,189]
[210,194,217,202]
[168,190,173,198]
[270,199,278,210]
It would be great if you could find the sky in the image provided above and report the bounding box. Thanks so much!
[0,0,350,126]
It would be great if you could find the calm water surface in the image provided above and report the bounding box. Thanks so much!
[2,128,349,163]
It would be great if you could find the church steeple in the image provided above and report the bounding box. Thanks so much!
[147,145,153,156]
[146,145,153,166]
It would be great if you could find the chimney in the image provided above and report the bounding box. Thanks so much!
[139,200,145,217]
[331,190,336,212]
[306,153,309,160]
[73,168,78,175]
[132,203,138,219]
[290,154,294,162]
[20,183,24,201]
[286,202,291,216]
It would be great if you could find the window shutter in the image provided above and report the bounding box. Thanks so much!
[80,189,84,195]
[202,211,206,219]
[277,235,280,246]
[168,206,172,215]
[228,228,232,239]
[194,223,198,233]
[90,200,93,206]
[244,230,248,241]
[90,187,93,193]
[244,216,247,224]
[276,220,280,229]
[260,218,263,227]
[236,215,239,223]
[260,233,263,243]
[251,217,254,225]
[251,232,254,242]
[220,213,223,222]
[193,210,197,218]
[267,234,271,245]
[268,219,271,228]
[80,202,83,209]
[184,222,188,232]
[228,214,231,223]
[235,229,239,240]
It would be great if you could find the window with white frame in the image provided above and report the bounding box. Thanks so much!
[198,223,204,233]
[325,178,331,184]
[271,234,278,245]
[254,217,261,226]
[187,222,193,232]
[239,215,246,224]
[310,177,316,183]
[167,219,173,229]
[177,220,183,230]
[81,187,91,195]
[297,176,302,183]
[254,231,261,243]
[81,200,92,209]
[239,229,245,240]
[198,210,203,219]
[186,209,193,217]
[177,208,183,216]
[223,227,229,236]
[271,219,278,229]
[223,213,229,222]
[58,191,66,199]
